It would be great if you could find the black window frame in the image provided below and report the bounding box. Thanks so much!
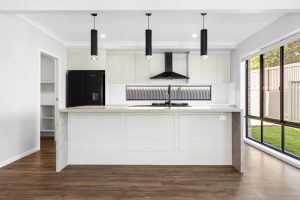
[245,45,300,161]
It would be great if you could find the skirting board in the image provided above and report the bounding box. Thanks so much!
[0,147,39,168]
[244,139,300,169]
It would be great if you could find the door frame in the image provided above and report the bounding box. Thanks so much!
[38,48,61,148]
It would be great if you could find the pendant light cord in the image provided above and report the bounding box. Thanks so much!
[91,13,97,29]
[94,16,95,29]
[146,13,151,30]
[201,13,207,29]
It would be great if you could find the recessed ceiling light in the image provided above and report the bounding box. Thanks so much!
[192,33,198,38]
[100,34,106,38]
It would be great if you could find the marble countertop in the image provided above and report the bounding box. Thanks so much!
[59,105,242,113]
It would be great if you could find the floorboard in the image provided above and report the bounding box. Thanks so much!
[0,138,300,200]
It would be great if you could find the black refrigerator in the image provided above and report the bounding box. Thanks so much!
[67,70,105,107]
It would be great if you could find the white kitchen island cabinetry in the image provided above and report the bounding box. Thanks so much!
[56,106,243,173]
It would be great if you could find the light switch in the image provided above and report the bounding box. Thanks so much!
[219,115,227,121]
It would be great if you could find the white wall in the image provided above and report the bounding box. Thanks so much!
[0,14,67,167]
[231,13,300,108]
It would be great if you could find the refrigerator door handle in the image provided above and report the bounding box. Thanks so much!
[100,87,103,104]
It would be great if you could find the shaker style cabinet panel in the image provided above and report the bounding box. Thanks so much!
[135,54,150,82]
[108,54,123,84]
[107,54,136,84]
[69,113,123,152]
[188,52,231,83]
[173,54,188,76]
[216,53,231,83]
[122,54,136,83]
[107,53,150,84]
[188,53,203,82]
[178,114,232,152]
[67,50,87,70]
[67,50,106,70]
[125,114,175,151]
[150,54,165,77]
[203,53,217,83]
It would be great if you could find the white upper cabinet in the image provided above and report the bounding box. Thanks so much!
[67,49,106,70]
[203,53,217,83]
[173,54,188,76]
[188,53,203,82]
[188,51,231,83]
[150,54,165,77]
[122,54,136,83]
[135,54,150,83]
[67,50,86,70]
[78,51,231,84]
[107,53,150,84]
[216,53,231,83]
[108,54,123,84]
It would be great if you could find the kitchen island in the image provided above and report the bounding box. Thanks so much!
[56,105,244,173]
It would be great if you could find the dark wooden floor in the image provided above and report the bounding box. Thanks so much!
[0,139,300,200]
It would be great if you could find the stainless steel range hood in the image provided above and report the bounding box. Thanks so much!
[150,52,189,79]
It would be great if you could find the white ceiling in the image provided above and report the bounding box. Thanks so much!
[22,12,285,50]
[3,0,300,11]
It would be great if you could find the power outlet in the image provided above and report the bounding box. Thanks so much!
[219,115,227,121]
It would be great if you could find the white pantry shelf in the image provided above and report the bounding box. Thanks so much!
[41,117,55,119]
[41,130,55,132]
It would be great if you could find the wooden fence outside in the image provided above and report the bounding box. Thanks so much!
[249,63,300,122]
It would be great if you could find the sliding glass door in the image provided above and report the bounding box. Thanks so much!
[245,38,300,160]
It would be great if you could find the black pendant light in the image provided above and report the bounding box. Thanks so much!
[200,13,208,60]
[91,13,98,60]
[145,13,152,61]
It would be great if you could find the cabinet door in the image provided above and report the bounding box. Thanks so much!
[126,114,175,151]
[216,53,231,83]
[135,54,150,82]
[122,54,136,83]
[67,50,87,70]
[150,54,165,77]
[202,53,217,83]
[108,55,123,84]
[188,53,203,83]
[86,50,106,70]
[178,114,231,152]
[173,54,188,76]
